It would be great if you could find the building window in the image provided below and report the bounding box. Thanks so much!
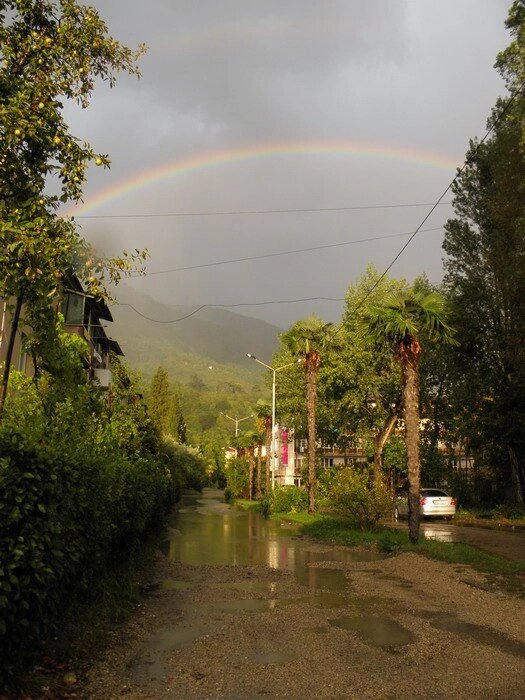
[61,293,85,325]
[322,457,334,468]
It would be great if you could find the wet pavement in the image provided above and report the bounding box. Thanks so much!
[85,489,525,699]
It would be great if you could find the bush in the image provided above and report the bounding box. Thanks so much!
[161,437,207,494]
[328,466,391,531]
[224,456,249,499]
[0,428,171,686]
[260,485,308,516]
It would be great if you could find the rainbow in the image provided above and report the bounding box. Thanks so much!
[65,140,462,217]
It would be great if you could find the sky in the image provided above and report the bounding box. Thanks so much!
[65,0,512,327]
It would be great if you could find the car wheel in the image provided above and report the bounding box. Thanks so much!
[443,515,452,521]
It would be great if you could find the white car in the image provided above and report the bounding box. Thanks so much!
[395,488,456,521]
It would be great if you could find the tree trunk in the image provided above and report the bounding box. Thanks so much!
[306,353,319,514]
[403,347,421,544]
[264,417,272,494]
[248,449,255,500]
[508,446,524,504]
[0,295,24,423]
[256,445,262,499]
[373,412,397,484]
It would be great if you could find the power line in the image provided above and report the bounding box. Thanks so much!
[135,225,444,278]
[114,298,346,324]
[339,81,525,328]
[111,83,525,328]
[71,200,452,220]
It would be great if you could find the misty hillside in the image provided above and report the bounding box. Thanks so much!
[108,284,283,385]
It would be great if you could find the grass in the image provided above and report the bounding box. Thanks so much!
[235,499,262,513]
[454,508,525,530]
[274,511,525,576]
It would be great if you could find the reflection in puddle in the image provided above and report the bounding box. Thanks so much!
[421,527,455,543]
[165,491,385,589]
[212,597,306,613]
[328,615,415,649]
[127,625,207,683]
[420,611,525,658]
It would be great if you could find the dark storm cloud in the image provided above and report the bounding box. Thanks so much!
[66,1,511,325]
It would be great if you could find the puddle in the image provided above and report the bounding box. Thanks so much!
[311,591,351,609]
[328,614,415,650]
[127,625,208,684]
[212,597,305,613]
[421,611,525,658]
[215,580,279,593]
[165,490,384,591]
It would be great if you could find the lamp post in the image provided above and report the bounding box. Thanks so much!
[220,411,253,437]
[246,353,300,488]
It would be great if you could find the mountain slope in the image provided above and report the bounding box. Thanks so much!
[108,284,282,385]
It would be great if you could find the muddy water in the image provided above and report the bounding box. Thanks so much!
[128,489,410,684]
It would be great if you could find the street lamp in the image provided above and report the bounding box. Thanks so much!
[246,353,301,488]
[220,411,253,437]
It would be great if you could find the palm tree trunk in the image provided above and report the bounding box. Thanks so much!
[248,449,255,500]
[256,445,262,499]
[403,351,421,544]
[373,413,397,484]
[265,418,272,494]
[306,354,319,513]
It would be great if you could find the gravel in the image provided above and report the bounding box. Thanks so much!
[82,542,525,700]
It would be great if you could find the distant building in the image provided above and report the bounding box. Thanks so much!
[0,275,123,389]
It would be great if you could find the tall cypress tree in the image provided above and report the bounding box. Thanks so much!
[148,367,171,435]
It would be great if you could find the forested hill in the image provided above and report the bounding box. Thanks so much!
[108,284,282,384]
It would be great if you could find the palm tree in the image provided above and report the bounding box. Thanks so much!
[363,289,457,543]
[255,399,272,495]
[281,316,336,513]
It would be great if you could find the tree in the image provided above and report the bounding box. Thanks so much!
[338,266,407,483]
[0,1,146,418]
[281,315,336,513]
[363,289,457,543]
[442,108,525,503]
[148,367,171,434]
[495,1,525,142]
[255,398,272,494]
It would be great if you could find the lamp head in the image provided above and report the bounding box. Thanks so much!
[246,353,256,359]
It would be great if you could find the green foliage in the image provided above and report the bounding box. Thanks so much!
[328,466,392,531]
[147,367,171,434]
[0,427,170,683]
[224,456,249,500]
[0,346,201,686]
[0,0,147,415]
[260,485,308,516]
[160,436,207,494]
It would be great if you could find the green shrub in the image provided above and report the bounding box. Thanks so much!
[0,429,171,686]
[161,437,207,493]
[260,485,308,516]
[328,466,391,531]
[224,456,249,499]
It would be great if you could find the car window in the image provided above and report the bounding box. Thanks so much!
[421,489,448,497]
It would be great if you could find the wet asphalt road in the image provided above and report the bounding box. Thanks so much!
[390,519,525,562]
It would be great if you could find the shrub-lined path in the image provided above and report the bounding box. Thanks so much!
[83,489,525,699]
